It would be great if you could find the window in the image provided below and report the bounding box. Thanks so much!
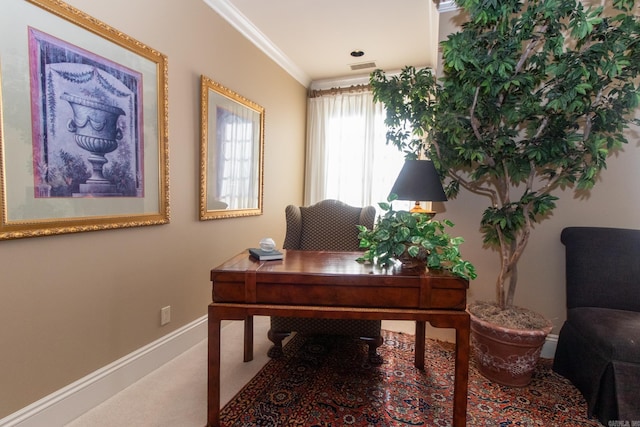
[305,89,410,212]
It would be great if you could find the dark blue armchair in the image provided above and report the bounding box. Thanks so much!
[553,227,640,425]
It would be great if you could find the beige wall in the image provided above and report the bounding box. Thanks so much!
[2,0,640,419]
[0,0,306,416]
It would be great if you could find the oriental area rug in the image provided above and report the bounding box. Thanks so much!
[220,329,602,427]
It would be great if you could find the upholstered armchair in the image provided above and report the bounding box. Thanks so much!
[553,227,640,425]
[267,199,383,362]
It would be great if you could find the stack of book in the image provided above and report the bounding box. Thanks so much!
[248,248,284,261]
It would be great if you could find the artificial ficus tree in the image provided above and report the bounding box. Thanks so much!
[371,0,640,314]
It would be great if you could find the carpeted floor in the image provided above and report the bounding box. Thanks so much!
[221,329,602,427]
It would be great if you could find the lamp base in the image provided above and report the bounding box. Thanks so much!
[410,201,436,218]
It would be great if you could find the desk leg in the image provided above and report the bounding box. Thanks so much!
[243,315,254,362]
[415,321,426,370]
[452,317,470,427]
[207,305,221,427]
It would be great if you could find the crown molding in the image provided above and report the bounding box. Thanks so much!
[203,0,311,87]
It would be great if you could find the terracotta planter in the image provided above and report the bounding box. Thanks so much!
[469,311,553,387]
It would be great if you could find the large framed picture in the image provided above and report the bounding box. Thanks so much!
[199,75,264,220]
[0,0,169,240]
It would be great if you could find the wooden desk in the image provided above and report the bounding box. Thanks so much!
[208,250,470,427]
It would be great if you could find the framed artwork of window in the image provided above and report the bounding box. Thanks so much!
[0,0,170,240]
[199,75,264,220]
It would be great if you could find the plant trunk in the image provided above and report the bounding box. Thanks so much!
[506,263,517,308]
[498,232,528,309]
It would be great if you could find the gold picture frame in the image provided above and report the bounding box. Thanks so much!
[199,75,264,220]
[0,0,170,240]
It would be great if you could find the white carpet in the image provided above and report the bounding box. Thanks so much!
[65,318,420,426]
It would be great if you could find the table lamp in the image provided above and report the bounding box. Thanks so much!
[389,159,447,216]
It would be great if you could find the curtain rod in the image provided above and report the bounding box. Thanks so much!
[307,84,371,98]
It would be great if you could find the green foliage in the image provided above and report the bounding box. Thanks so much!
[357,194,477,281]
[48,150,91,197]
[370,67,440,159]
[370,0,640,309]
[104,160,138,196]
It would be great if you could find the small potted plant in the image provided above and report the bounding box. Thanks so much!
[370,0,640,385]
[356,194,477,281]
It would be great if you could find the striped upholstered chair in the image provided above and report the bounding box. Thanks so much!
[267,199,383,362]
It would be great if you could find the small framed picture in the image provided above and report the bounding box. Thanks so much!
[199,75,264,220]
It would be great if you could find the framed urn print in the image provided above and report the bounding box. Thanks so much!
[199,75,264,220]
[0,0,169,240]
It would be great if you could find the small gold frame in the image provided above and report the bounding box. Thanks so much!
[199,75,264,220]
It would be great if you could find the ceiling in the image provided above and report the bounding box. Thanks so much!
[204,0,459,87]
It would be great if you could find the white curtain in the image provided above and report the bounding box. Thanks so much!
[304,90,408,210]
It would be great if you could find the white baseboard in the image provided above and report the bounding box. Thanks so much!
[541,333,558,359]
[0,315,208,427]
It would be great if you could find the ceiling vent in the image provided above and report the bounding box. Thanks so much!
[350,61,377,71]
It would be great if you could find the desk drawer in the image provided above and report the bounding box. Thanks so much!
[213,278,467,310]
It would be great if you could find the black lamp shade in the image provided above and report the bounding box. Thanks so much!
[389,160,447,202]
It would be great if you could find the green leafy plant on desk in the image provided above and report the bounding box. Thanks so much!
[356,194,477,281]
